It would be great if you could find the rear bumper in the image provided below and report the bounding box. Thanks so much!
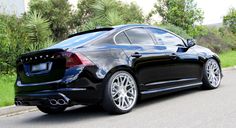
[15,65,104,106]
[15,87,103,106]
[15,73,104,106]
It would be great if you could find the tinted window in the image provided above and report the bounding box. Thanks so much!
[115,32,130,44]
[148,28,185,46]
[49,31,107,49]
[125,28,154,45]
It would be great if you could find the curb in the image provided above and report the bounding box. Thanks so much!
[222,66,236,71]
[0,66,236,117]
[0,106,37,117]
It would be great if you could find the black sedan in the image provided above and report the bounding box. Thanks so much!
[15,24,222,114]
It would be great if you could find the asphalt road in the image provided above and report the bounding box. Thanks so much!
[1,69,236,128]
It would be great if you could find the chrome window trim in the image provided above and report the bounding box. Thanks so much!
[113,26,187,47]
[145,27,187,47]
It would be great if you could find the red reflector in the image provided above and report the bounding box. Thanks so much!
[62,52,93,68]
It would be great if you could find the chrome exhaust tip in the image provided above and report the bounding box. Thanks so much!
[49,99,57,106]
[15,101,23,106]
[57,99,67,105]
[58,93,70,103]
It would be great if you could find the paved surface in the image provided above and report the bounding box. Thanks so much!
[0,69,236,128]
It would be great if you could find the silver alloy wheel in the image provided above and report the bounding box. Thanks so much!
[110,72,137,111]
[206,59,221,87]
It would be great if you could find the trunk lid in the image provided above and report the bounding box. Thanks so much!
[16,49,66,84]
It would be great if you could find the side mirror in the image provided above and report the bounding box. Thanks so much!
[186,39,196,48]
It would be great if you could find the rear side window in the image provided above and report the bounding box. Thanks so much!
[147,28,185,46]
[125,28,154,45]
[115,32,130,44]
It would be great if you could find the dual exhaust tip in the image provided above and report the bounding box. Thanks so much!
[15,93,70,106]
[15,98,69,106]
[15,101,23,106]
[49,99,68,106]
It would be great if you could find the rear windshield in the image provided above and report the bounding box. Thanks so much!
[49,31,107,49]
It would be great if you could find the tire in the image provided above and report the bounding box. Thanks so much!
[102,71,138,114]
[202,59,222,89]
[37,105,66,114]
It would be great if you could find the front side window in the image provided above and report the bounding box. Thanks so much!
[147,28,185,46]
[125,28,154,45]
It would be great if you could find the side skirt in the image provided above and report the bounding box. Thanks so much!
[140,82,202,96]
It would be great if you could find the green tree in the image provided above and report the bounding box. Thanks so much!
[149,0,203,36]
[0,15,29,73]
[119,2,144,23]
[74,0,96,29]
[0,13,53,73]
[76,0,144,31]
[223,8,236,33]
[29,0,74,41]
[24,11,53,50]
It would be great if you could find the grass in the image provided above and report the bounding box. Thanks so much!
[0,74,15,107]
[0,51,235,107]
[219,51,236,68]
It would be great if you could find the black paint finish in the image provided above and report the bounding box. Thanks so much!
[15,24,222,106]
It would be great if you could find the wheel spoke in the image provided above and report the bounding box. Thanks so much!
[111,72,137,110]
[206,59,221,87]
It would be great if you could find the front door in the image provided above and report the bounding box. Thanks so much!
[146,27,202,86]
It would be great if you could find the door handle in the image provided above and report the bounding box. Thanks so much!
[131,52,142,58]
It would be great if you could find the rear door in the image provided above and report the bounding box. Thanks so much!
[115,27,175,91]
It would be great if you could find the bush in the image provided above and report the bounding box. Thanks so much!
[0,15,28,73]
[196,27,235,53]
[219,27,236,50]
[0,13,53,74]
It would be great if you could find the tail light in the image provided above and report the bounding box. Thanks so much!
[62,52,93,68]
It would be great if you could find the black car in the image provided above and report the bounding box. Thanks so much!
[15,24,222,114]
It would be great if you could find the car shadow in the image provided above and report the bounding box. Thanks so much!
[22,87,202,124]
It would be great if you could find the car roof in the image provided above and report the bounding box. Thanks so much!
[68,24,152,38]
[112,24,150,28]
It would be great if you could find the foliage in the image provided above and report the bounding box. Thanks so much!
[196,27,236,53]
[29,0,74,41]
[149,0,204,37]
[0,13,52,74]
[223,8,236,34]
[219,27,236,50]
[0,0,236,107]
[0,0,235,74]
[76,0,144,31]
[24,11,53,50]
[0,15,28,73]
[119,2,144,24]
